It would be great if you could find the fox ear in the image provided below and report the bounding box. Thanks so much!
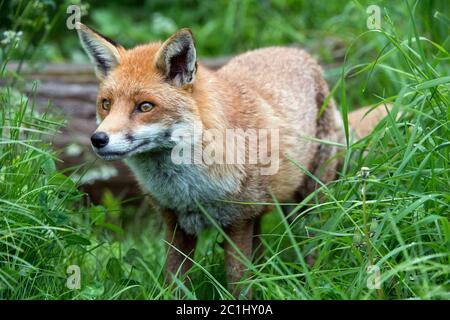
[76,22,123,79]
[155,28,197,87]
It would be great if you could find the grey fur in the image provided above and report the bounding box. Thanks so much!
[125,151,245,235]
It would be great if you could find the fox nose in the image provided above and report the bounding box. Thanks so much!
[91,132,109,148]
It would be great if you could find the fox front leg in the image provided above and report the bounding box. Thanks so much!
[224,218,254,299]
[252,215,266,263]
[162,210,197,283]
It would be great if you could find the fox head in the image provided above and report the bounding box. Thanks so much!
[76,23,199,160]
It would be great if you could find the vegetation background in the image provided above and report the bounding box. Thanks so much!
[0,0,448,299]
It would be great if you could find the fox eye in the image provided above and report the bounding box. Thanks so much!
[101,99,111,111]
[137,101,154,113]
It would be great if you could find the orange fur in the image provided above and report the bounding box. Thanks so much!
[77,24,384,298]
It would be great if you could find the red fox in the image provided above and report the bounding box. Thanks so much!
[76,23,384,298]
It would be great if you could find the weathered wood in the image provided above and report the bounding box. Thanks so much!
[6,57,230,202]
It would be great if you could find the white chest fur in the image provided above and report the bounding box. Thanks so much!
[124,151,243,234]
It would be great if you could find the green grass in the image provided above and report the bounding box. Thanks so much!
[0,0,449,299]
